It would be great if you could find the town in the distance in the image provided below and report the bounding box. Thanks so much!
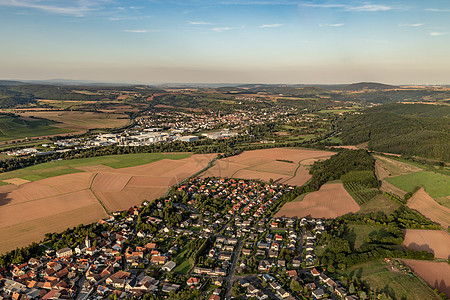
[0,81,449,300]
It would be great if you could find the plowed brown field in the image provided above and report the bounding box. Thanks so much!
[201,148,334,185]
[0,190,99,227]
[91,173,131,191]
[403,229,450,259]
[275,183,360,218]
[38,172,94,193]
[0,204,108,253]
[95,187,169,212]
[407,188,450,229]
[0,153,216,254]
[403,260,450,297]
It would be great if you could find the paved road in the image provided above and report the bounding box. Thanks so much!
[225,239,244,299]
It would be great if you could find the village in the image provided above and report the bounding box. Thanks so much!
[0,177,360,300]
[2,104,328,157]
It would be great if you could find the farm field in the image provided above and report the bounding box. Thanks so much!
[380,180,407,198]
[386,170,450,199]
[343,182,379,205]
[407,188,450,229]
[0,204,107,254]
[18,110,130,132]
[0,114,71,141]
[402,260,450,297]
[274,183,359,218]
[375,155,422,178]
[0,153,216,253]
[0,152,191,182]
[356,194,400,215]
[343,261,441,300]
[200,148,334,185]
[403,229,450,259]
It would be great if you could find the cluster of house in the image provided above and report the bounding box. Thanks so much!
[0,174,361,300]
[309,268,357,300]
[301,218,325,266]
[138,107,293,133]
[239,274,299,300]
[0,204,187,300]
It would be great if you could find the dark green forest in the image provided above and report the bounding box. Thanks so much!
[338,104,450,161]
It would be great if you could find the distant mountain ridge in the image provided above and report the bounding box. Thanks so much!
[343,82,399,91]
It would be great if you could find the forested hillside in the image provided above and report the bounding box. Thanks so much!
[338,104,450,161]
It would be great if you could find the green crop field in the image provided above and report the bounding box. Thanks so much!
[0,152,191,181]
[0,114,72,141]
[342,261,440,300]
[386,171,450,198]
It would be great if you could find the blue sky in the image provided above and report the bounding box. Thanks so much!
[1,0,450,84]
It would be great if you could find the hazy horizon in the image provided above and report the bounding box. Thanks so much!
[1,0,450,84]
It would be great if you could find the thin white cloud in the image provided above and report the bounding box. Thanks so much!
[425,8,450,12]
[212,27,233,32]
[430,32,448,36]
[260,23,283,28]
[346,4,392,12]
[123,29,148,33]
[188,21,210,25]
[0,0,102,16]
[319,23,344,27]
[299,3,346,9]
[299,2,405,12]
[399,23,424,27]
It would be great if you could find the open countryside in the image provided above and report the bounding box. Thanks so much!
[18,110,130,133]
[0,153,215,253]
[201,148,335,185]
